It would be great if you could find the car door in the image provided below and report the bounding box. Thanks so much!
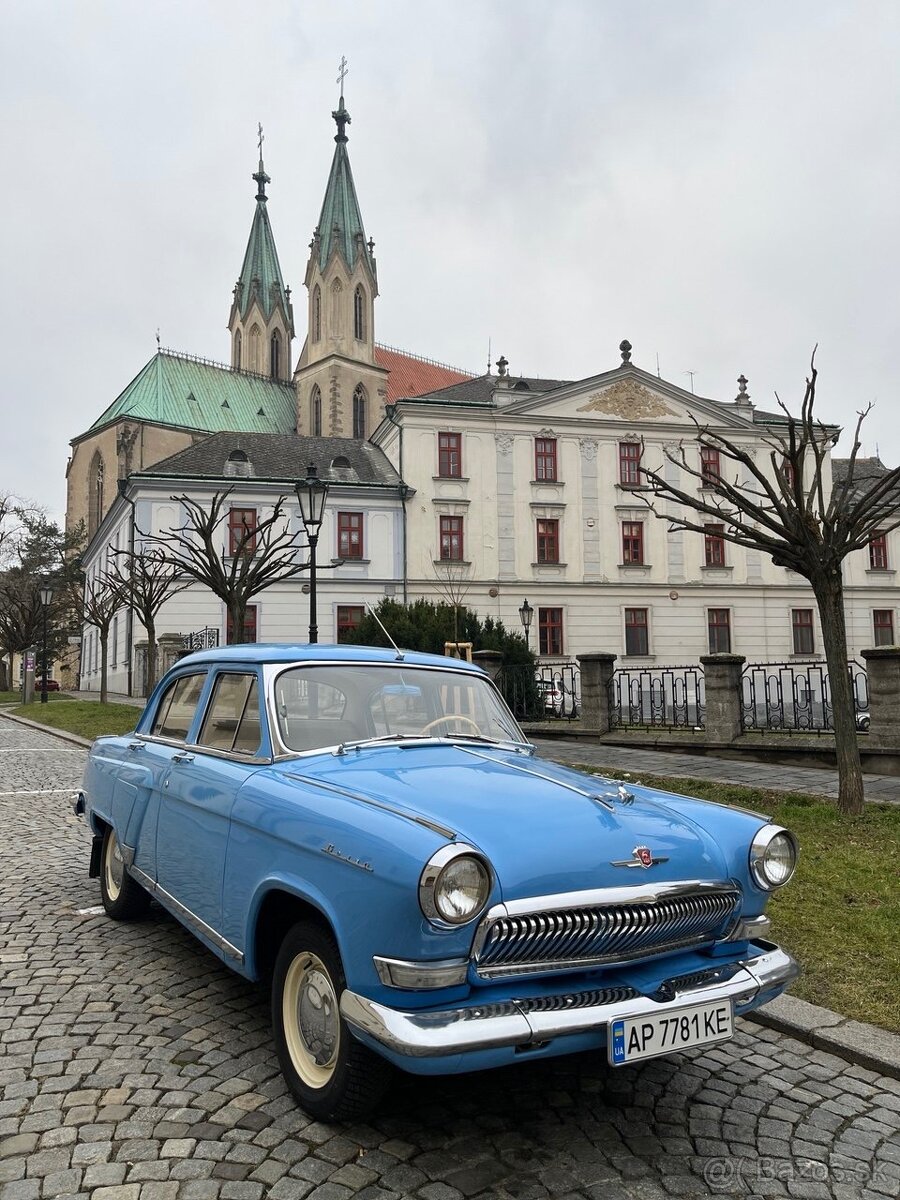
[155,670,266,941]
[128,670,210,884]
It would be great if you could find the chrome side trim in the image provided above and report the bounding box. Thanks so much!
[283,772,457,841]
[340,943,799,1058]
[129,865,244,965]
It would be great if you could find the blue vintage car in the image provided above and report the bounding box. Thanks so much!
[76,644,799,1120]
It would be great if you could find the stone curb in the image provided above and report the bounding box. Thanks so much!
[747,993,900,1081]
[4,711,899,1085]
[0,710,93,749]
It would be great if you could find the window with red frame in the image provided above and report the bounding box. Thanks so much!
[337,512,363,559]
[700,446,721,485]
[226,604,257,645]
[536,518,560,563]
[707,608,731,653]
[704,524,726,566]
[869,531,889,570]
[538,607,563,656]
[792,609,815,655]
[619,441,641,485]
[439,515,464,560]
[534,437,558,481]
[873,610,895,647]
[228,508,257,556]
[782,457,796,490]
[438,432,462,478]
[624,607,649,656]
[336,605,365,643]
[622,521,644,564]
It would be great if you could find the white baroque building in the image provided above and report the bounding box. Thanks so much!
[71,89,898,692]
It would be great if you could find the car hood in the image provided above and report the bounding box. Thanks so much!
[283,744,729,899]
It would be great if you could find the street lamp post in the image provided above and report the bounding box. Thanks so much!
[518,598,534,651]
[38,583,54,703]
[295,463,329,644]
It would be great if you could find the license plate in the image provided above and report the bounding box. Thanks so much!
[608,999,733,1065]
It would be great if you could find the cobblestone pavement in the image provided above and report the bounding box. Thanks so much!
[1,721,899,1200]
[532,738,900,805]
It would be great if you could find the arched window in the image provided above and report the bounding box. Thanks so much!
[270,329,282,379]
[88,450,105,535]
[312,285,321,342]
[249,324,261,372]
[352,384,367,440]
[310,385,322,437]
[330,278,343,331]
[353,285,366,341]
[233,329,242,370]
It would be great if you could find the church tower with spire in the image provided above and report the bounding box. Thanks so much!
[228,130,294,382]
[294,79,387,438]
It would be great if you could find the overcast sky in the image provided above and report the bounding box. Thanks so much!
[2,0,899,522]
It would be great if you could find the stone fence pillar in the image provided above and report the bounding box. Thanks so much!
[860,647,900,748]
[699,653,745,742]
[576,653,617,732]
[472,649,502,681]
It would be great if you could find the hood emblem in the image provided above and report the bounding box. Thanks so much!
[611,845,670,869]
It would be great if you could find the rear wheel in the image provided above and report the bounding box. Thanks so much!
[99,826,150,920]
[272,921,391,1121]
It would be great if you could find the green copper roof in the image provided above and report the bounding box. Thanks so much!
[235,156,290,320]
[81,350,296,439]
[315,97,374,274]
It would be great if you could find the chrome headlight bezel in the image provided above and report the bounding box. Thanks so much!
[419,844,493,927]
[749,825,798,890]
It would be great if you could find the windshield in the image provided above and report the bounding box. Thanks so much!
[273,664,526,754]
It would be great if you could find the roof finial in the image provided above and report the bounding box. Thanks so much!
[155,327,160,350]
[619,339,632,364]
[332,56,351,143]
[496,355,508,378]
[253,122,270,200]
[736,373,749,399]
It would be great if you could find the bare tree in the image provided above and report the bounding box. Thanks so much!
[107,547,189,696]
[430,560,473,654]
[145,491,308,644]
[82,573,128,704]
[640,355,900,817]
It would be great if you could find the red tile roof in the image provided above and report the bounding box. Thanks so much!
[375,344,475,403]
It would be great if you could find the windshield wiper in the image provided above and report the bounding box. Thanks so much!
[441,734,535,754]
[333,733,435,756]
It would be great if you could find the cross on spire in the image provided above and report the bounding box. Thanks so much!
[253,121,270,199]
[332,56,351,142]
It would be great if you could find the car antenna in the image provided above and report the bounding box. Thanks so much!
[365,602,405,662]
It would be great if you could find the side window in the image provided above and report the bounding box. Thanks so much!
[151,674,207,741]
[198,674,262,756]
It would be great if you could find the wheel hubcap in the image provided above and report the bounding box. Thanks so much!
[105,833,124,899]
[283,952,339,1088]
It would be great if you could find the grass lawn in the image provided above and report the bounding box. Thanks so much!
[8,700,144,740]
[585,766,900,1033]
[0,690,75,704]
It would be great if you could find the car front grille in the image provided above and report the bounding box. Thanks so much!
[473,885,742,978]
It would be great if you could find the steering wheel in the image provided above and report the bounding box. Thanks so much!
[420,714,482,737]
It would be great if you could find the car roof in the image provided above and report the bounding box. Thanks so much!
[174,643,486,674]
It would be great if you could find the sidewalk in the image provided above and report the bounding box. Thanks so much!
[532,734,900,805]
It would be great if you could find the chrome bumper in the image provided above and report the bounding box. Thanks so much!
[340,942,799,1059]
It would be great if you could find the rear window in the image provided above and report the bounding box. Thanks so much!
[198,674,262,756]
[151,674,207,741]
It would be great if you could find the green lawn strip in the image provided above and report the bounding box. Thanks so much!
[581,766,900,1033]
[8,700,143,740]
[0,691,75,704]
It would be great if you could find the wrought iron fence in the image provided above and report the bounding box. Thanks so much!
[740,660,868,733]
[182,626,220,652]
[497,662,581,721]
[608,666,706,730]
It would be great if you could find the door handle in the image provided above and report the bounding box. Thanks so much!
[172,751,195,763]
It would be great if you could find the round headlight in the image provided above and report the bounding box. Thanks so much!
[750,825,798,890]
[419,846,492,926]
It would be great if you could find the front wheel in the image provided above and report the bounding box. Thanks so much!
[99,826,150,920]
[272,921,391,1121]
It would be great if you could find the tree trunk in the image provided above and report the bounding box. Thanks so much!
[145,618,157,696]
[227,600,247,645]
[811,570,865,816]
[99,631,109,705]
